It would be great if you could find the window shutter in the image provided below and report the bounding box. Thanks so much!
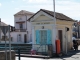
[36,30,40,44]
[47,30,52,44]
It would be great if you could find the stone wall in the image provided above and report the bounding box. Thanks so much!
[0,50,15,60]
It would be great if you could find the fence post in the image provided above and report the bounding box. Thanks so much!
[18,48,20,60]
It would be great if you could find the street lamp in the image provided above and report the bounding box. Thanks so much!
[53,0,57,39]
[53,0,56,19]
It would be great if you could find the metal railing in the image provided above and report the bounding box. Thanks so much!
[0,44,32,54]
[32,44,52,55]
[0,44,53,56]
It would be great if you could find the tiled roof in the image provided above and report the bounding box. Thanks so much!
[28,9,76,22]
[14,10,34,16]
[1,22,8,26]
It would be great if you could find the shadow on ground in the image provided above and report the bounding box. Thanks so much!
[52,50,80,60]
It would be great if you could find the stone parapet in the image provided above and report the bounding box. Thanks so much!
[0,50,15,60]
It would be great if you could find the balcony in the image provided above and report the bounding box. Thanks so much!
[15,29,27,32]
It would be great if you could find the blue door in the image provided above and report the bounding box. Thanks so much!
[47,30,52,44]
[36,30,40,44]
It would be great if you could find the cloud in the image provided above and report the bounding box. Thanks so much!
[22,0,26,1]
[55,0,80,20]
[11,1,14,3]
[22,0,79,20]
[28,0,51,3]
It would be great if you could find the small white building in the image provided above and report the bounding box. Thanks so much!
[29,9,75,54]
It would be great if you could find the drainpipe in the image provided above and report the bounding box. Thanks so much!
[65,27,67,54]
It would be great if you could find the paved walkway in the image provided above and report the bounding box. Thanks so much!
[16,45,80,60]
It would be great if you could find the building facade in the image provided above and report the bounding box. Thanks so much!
[29,9,75,53]
[0,10,34,44]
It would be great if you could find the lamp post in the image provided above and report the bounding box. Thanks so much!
[9,25,11,60]
[53,0,57,53]
[53,0,57,39]
[53,0,56,19]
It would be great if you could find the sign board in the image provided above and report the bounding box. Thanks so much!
[32,21,54,25]
[0,26,9,35]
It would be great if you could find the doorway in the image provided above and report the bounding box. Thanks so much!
[36,30,52,44]
[24,34,27,43]
[17,34,21,42]
[40,30,47,44]
[58,30,63,51]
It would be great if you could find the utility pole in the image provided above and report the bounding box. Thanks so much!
[9,25,11,60]
[53,0,56,38]
[4,28,7,60]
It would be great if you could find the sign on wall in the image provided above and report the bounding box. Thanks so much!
[32,22,54,25]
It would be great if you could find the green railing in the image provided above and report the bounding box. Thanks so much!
[0,44,32,54]
[0,44,53,56]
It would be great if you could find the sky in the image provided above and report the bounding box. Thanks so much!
[0,0,80,26]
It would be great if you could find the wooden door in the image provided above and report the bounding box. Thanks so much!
[58,30,63,51]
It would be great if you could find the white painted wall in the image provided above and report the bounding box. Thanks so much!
[10,32,26,43]
[0,31,32,44]
[14,15,26,29]
[14,15,33,30]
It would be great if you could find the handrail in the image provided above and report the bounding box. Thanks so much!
[36,44,43,52]
[36,44,48,53]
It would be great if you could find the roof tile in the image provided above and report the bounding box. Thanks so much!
[28,9,76,22]
[14,10,34,16]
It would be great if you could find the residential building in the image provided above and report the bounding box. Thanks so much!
[0,10,34,44]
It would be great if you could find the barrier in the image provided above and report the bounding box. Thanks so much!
[55,40,61,54]
[0,50,15,60]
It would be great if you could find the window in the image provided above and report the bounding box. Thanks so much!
[19,23,23,29]
[11,37,13,41]
[36,30,52,44]
[17,34,21,42]
[19,18,22,20]
[2,36,8,41]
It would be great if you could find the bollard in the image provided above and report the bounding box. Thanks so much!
[18,48,20,60]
